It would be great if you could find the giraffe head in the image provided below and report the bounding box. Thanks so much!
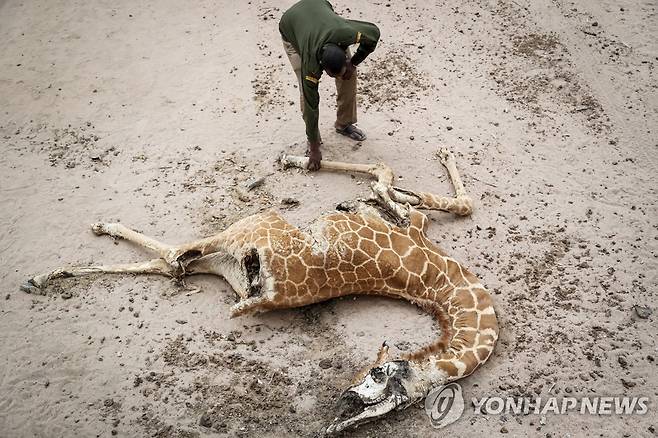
[326,355,417,434]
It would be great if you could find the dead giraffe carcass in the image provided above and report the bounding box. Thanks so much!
[22,148,498,434]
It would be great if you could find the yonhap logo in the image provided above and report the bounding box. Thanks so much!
[424,383,465,429]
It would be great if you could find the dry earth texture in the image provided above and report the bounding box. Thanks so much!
[1,0,657,437]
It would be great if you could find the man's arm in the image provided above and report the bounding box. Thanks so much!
[346,20,380,66]
[302,73,322,171]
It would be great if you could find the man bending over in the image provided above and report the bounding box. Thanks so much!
[279,0,380,170]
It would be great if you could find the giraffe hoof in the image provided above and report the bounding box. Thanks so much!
[456,195,474,216]
[437,148,453,164]
[91,223,106,235]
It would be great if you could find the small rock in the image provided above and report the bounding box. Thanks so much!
[281,197,299,206]
[633,305,652,319]
[618,356,628,369]
[245,176,266,191]
[621,378,636,389]
[5,294,9,300]
[500,426,508,433]
[227,333,236,342]
[592,21,598,27]
[111,430,117,436]
[235,188,251,202]
[395,341,411,351]
[44,380,50,388]
[175,319,188,325]
[104,398,114,407]
[61,291,72,300]
[446,126,453,131]
[199,412,213,428]
[319,359,333,369]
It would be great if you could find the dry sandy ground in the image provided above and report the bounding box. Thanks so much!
[1,0,657,437]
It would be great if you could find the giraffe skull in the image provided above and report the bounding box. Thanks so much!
[326,360,414,434]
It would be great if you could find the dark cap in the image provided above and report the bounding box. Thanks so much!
[321,44,346,75]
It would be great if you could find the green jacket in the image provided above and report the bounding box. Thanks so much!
[279,0,380,142]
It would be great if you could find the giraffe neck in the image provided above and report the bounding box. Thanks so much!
[396,257,498,391]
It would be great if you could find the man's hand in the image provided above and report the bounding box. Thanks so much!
[307,141,322,171]
[342,60,356,81]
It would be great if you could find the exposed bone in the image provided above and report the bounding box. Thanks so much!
[279,154,394,184]
[21,258,179,294]
[279,147,473,218]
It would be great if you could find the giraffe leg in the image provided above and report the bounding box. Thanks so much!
[437,148,466,197]
[279,154,395,184]
[281,154,409,221]
[390,187,473,216]
[92,222,174,259]
[280,151,472,216]
[21,258,180,294]
[389,149,473,216]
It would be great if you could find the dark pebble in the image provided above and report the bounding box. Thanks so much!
[199,412,213,428]
[633,305,652,319]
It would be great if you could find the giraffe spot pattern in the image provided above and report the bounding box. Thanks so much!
[216,208,497,381]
